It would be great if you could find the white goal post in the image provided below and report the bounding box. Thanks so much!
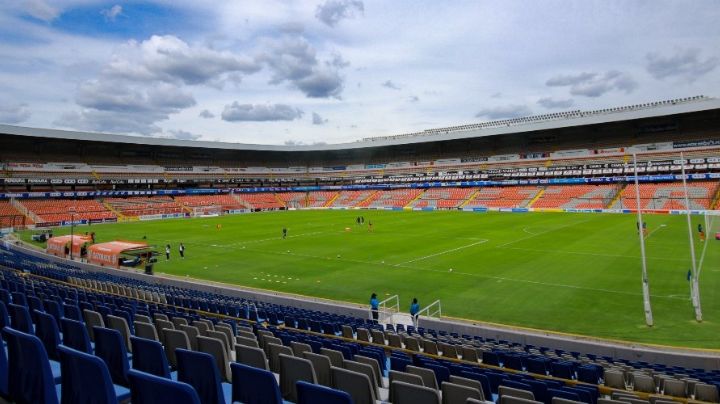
[190,205,223,217]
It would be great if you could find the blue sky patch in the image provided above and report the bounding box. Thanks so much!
[46,2,210,40]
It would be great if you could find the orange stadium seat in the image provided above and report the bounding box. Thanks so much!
[20,199,115,223]
[463,186,541,209]
[615,181,718,210]
[531,184,616,209]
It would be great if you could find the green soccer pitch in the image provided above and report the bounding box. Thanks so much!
[21,210,720,349]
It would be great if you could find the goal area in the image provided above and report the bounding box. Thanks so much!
[190,205,223,217]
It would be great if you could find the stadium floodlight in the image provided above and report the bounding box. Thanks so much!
[680,152,702,322]
[633,153,653,327]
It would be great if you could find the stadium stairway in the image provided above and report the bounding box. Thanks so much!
[323,192,341,207]
[229,193,251,209]
[526,187,546,208]
[606,184,626,209]
[102,201,127,221]
[10,198,40,223]
[356,190,381,207]
[403,189,427,208]
[273,193,287,208]
[459,189,482,208]
[711,184,720,210]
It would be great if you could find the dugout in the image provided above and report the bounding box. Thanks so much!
[87,241,156,269]
[46,235,93,259]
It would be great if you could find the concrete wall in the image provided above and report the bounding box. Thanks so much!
[8,241,720,370]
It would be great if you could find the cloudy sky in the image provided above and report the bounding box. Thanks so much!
[0,1,718,145]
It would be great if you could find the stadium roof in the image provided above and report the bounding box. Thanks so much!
[1,96,718,152]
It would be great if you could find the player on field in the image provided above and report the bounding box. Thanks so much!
[282,227,287,239]
[698,223,705,241]
[165,244,171,260]
[179,243,185,259]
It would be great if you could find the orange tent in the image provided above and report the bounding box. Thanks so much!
[87,241,149,268]
[46,235,93,258]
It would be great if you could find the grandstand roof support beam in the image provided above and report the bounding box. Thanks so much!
[633,153,654,327]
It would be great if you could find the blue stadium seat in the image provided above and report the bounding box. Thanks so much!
[0,301,9,330]
[577,365,602,384]
[8,303,33,333]
[130,336,172,379]
[176,348,232,404]
[551,361,575,380]
[10,292,27,307]
[61,318,93,353]
[0,329,7,397]
[524,379,551,404]
[548,388,581,402]
[128,369,201,404]
[526,357,550,375]
[35,310,61,360]
[230,362,283,404]
[425,362,450,385]
[0,289,9,306]
[43,299,64,324]
[57,345,131,404]
[94,326,130,387]
[3,327,59,404]
[62,303,83,322]
[460,371,492,400]
[297,380,352,404]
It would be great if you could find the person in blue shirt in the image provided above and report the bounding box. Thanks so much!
[370,293,379,321]
[410,298,420,325]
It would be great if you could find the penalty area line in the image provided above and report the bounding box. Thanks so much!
[400,239,488,264]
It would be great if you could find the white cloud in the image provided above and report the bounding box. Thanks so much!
[315,0,364,27]
[646,48,718,82]
[166,129,201,140]
[199,109,215,119]
[312,112,327,125]
[0,103,31,124]
[3,2,720,144]
[221,103,303,122]
[22,0,59,22]
[475,104,532,120]
[101,5,122,22]
[258,35,346,98]
[382,80,401,90]
[106,35,261,86]
[546,71,637,98]
[537,97,574,109]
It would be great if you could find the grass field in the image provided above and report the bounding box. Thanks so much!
[21,210,720,349]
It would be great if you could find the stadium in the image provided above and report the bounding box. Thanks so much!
[2,2,720,404]
[0,94,719,404]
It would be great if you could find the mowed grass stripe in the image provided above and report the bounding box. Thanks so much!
[21,210,720,348]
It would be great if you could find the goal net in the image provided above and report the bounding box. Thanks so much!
[190,205,222,217]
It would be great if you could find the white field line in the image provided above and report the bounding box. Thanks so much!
[400,239,489,264]
[697,215,715,278]
[643,224,666,240]
[522,227,539,235]
[500,246,691,262]
[209,231,327,248]
[497,218,594,248]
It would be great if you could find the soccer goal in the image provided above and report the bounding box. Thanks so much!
[190,205,222,217]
